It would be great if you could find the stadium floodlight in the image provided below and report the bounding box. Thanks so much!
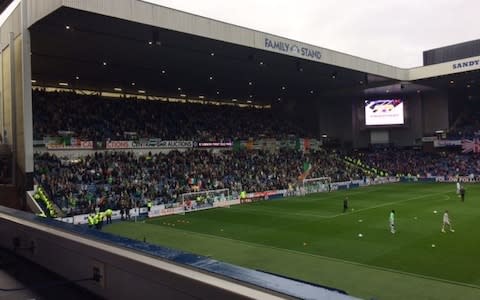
[75,76,79,80]
[114,88,122,92]
[65,25,70,30]
[247,100,252,104]
[209,76,214,80]
[59,82,69,86]
[210,52,215,56]
[161,70,166,74]
[180,94,187,97]
[131,82,135,86]
[138,90,146,94]
[31,80,37,83]
[199,96,205,99]
[450,80,455,84]
[232,99,237,102]
[248,81,253,86]
[102,61,107,66]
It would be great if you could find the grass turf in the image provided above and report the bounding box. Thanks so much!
[104,183,480,300]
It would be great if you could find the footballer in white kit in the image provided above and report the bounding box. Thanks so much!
[442,210,454,233]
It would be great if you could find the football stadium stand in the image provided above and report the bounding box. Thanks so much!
[34,149,365,217]
[2,0,480,298]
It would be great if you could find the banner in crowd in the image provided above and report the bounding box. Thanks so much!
[33,140,46,147]
[106,140,133,149]
[47,137,93,150]
[421,136,438,142]
[45,136,324,151]
[107,140,194,149]
[462,139,480,153]
[197,141,233,148]
[433,140,462,148]
[233,138,322,152]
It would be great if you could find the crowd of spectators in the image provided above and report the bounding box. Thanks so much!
[34,149,363,216]
[448,100,480,139]
[33,90,309,141]
[349,149,480,178]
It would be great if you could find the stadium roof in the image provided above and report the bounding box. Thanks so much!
[0,0,13,15]
[6,0,480,103]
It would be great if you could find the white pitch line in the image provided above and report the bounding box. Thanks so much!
[228,206,334,218]
[161,225,480,291]
[231,191,452,220]
[326,191,452,219]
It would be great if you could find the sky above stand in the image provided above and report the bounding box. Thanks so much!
[145,0,480,68]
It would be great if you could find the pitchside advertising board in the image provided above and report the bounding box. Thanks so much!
[364,99,405,126]
[49,179,401,224]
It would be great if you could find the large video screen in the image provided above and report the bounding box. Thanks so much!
[364,99,404,126]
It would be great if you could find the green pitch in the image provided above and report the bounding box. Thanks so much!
[104,183,480,300]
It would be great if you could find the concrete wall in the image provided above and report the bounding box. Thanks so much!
[0,206,356,300]
[421,91,449,135]
[2,45,12,145]
[318,97,353,146]
[0,1,34,203]
[388,95,423,147]
[0,209,285,300]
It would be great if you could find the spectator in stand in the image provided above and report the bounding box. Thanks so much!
[348,148,480,180]
[33,90,310,141]
[34,149,362,217]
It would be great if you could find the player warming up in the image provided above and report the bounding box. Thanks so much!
[460,186,465,202]
[442,210,455,233]
[389,210,395,234]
